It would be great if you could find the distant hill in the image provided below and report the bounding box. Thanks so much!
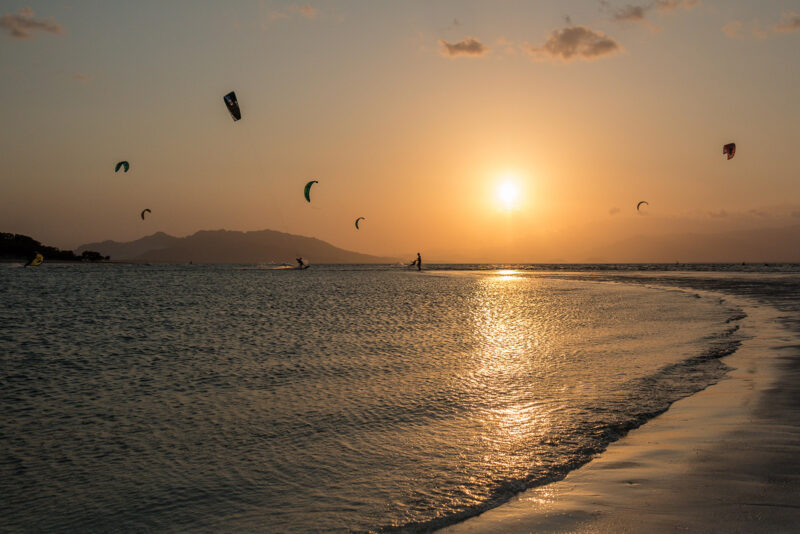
[77,229,397,264]
[1,233,107,262]
[76,232,181,262]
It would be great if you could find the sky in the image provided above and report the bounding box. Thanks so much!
[1,0,799,261]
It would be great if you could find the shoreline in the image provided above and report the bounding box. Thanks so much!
[439,285,800,533]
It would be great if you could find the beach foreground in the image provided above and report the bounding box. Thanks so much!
[441,279,800,533]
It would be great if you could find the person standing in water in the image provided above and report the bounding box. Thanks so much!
[414,252,422,271]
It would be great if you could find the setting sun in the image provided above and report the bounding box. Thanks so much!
[497,180,521,211]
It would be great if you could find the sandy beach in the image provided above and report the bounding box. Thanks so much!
[441,283,800,533]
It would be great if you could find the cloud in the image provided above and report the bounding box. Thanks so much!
[439,37,489,57]
[297,5,317,19]
[708,209,728,218]
[0,7,64,39]
[751,23,768,39]
[528,26,621,61]
[655,0,698,12]
[609,207,621,215]
[72,73,92,83]
[774,11,800,33]
[495,36,516,54]
[605,0,697,24]
[266,4,318,23]
[722,20,742,39]
[612,5,648,22]
[723,20,769,40]
[267,10,289,21]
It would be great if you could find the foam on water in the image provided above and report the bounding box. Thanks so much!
[0,265,746,532]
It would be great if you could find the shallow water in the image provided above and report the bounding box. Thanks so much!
[0,265,746,532]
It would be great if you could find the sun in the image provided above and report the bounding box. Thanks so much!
[497,180,520,211]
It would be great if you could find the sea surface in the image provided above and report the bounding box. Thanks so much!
[1,263,796,533]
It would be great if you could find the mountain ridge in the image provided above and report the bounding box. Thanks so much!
[77,229,397,264]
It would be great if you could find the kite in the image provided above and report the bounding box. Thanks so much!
[304,180,318,203]
[224,91,241,121]
[723,143,736,160]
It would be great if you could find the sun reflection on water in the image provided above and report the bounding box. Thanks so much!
[494,269,522,281]
[466,273,555,476]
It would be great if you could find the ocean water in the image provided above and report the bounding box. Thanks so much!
[0,265,751,532]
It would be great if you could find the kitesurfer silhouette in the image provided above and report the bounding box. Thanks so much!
[24,251,43,267]
[411,252,422,271]
[296,257,307,269]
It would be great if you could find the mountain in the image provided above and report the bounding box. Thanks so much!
[77,229,397,264]
[76,231,180,261]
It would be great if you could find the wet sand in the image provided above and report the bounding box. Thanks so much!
[441,284,800,533]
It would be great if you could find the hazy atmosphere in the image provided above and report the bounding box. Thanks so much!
[3,0,799,261]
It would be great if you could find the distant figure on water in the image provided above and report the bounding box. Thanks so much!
[24,252,44,267]
[410,252,422,271]
[296,257,307,269]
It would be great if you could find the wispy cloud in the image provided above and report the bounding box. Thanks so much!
[297,5,317,19]
[655,0,698,12]
[722,20,743,39]
[774,11,800,33]
[609,207,621,215]
[528,26,621,61]
[605,0,697,23]
[439,37,489,58]
[723,19,771,40]
[0,7,64,39]
[752,22,768,39]
[495,37,516,55]
[612,5,648,22]
[265,4,318,23]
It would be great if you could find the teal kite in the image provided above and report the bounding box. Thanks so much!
[355,217,365,229]
[115,161,130,173]
[304,180,318,203]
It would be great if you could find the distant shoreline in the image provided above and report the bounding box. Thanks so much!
[4,260,800,267]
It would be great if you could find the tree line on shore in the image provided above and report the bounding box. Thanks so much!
[0,233,108,262]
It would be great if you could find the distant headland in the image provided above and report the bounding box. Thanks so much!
[0,233,108,263]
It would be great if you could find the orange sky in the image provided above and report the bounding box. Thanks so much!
[2,1,799,261]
